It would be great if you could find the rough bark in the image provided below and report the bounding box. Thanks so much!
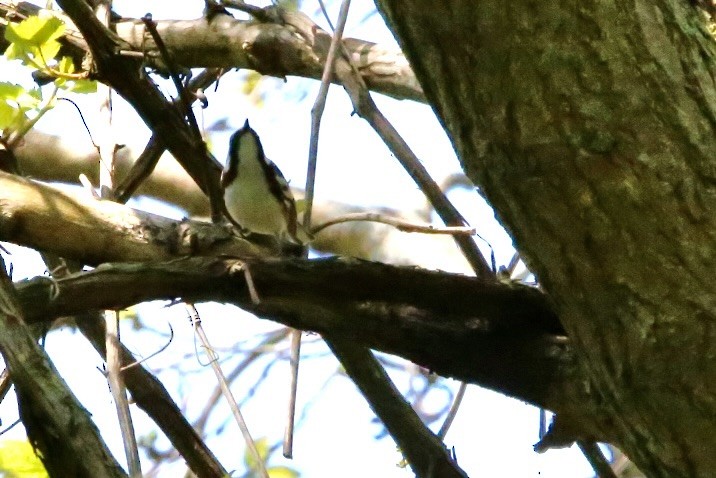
[375,0,716,476]
[12,256,603,423]
[2,171,602,420]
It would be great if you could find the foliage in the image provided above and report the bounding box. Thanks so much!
[1,14,95,142]
[0,440,48,478]
[241,438,299,478]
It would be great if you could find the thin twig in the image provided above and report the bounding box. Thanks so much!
[141,15,201,144]
[186,304,269,478]
[283,329,301,458]
[119,323,174,373]
[283,0,352,460]
[79,173,101,199]
[539,409,547,439]
[95,3,141,474]
[194,328,290,433]
[303,0,349,230]
[507,251,521,276]
[0,418,21,436]
[354,102,491,277]
[76,312,229,477]
[106,310,141,477]
[5,85,59,150]
[243,266,260,305]
[316,0,335,30]
[0,369,11,407]
[311,212,476,236]
[282,10,493,280]
[437,382,467,440]
[281,7,490,451]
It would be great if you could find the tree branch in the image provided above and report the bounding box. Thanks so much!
[8,148,477,271]
[0,1,424,103]
[0,172,271,263]
[12,256,609,440]
[0,173,608,444]
[55,0,224,210]
[75,313,228,478]
[1,171,584,414]
[0,259,126,477]
[327,338,466,477]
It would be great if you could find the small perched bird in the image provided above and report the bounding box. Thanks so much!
[221,120,302,244]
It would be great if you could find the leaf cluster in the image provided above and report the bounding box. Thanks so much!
[0,14,95,136]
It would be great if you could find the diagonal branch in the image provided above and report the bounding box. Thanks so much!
[55,0,224,211]
[327,337,466,477]
[279,9,493,279]
[77,312,229,478]
[0,259,127,477]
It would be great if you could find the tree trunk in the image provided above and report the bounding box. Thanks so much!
[375,1,716,476]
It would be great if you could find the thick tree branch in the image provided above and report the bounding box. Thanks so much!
[0,172,270,263]
[13,256,608,443]
[1,162,607,447]
[0,1,424,103]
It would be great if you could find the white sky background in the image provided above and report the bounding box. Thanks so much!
[0,1,605,476]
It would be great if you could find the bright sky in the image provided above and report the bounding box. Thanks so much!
[0,1,606,477]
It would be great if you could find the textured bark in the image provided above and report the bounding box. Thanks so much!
[14,257,578,411]
[375,0,716,476]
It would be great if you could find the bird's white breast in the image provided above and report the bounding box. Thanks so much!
[223,156,287,237]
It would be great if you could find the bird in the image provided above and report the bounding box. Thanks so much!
[221,119,303,245]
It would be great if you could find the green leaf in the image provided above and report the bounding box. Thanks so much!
[0,440,48,478]
[0,82,24,101]
[0,82,41,110]
[15,89,42,110]
[4,16,65,47]
[3,42,25,62]
[4,16,65,68]
[63,79,97,94]
[4,40,43,69]
[0,101,18,130]
[56,56,74,75]
[37,39,61,65]
[243,437,269,470]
